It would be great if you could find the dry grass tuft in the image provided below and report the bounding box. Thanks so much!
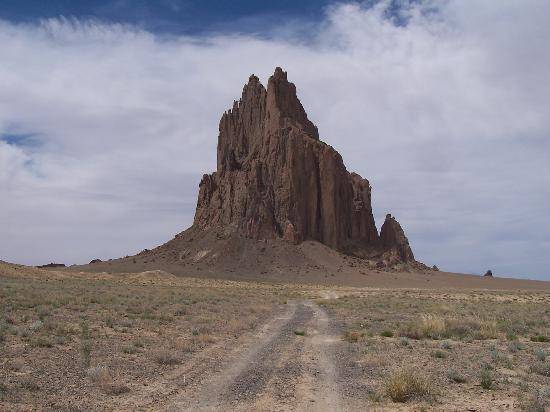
[86,366,130,395]
[400,314,498,340]
[343,330,362,343]
[384,367,435,403]
[153,350,180,365]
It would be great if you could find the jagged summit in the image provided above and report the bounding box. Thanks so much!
[194,67,414,264]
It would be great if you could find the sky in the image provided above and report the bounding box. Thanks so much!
[0,0,549,280]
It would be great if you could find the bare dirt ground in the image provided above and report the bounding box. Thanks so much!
[1,261,549,411]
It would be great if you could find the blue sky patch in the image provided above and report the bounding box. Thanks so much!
[1,132,41,148]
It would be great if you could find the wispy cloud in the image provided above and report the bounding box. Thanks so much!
[1,0,549,279]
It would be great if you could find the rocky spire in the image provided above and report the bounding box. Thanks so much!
[194,68,415,263]
[265,67,319,140]
[380,214,415,262]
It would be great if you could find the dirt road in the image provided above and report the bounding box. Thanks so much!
[122,299,362,411]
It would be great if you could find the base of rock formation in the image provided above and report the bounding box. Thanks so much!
[71,225,430,285]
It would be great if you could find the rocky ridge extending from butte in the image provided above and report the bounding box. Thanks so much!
[193,67,415,267]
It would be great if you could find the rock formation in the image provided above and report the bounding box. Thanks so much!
[380,214,415,263]
[193,67,415,264]
[484,270,493,277]
[36,263,66,268]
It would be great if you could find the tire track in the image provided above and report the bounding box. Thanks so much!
[154,299,344,411]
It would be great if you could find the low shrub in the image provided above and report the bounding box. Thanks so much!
[480,368,494,389]
[534,348,546,361]
[400,314,498,341]
[19,377,40,391]
[81,340,92,367]
[447,369,466,383]
[121,345,137,354]
[343,330,361,343]
[384,368,435,403]
[432,350,447,359]
[86,366,130,395]
[30,335,53,348]
[153,350,180,365]
[530,362,550,377]
[440,340,452,350]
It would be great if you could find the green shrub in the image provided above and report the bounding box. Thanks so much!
[30,335,53,348]
[507,341,523,353]
[530,335,550,342]
[480,368,494,389]
[380,330,394,338]
[81,340,92,367]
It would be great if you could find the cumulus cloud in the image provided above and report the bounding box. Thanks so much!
[1,0,549,279]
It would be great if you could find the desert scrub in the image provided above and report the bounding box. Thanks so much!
[132,338,146,348]
[380,330,394,338]
[447,369,466,383]
[384,367,435,403]
[480,367,494,389]
[534,348,546,361]
[343,330,362,343]
[80,340,92,367]
[77,319,93,367]
[0,320,8,343]
[294,330,306,336]
[440,340,452,350]
[521,387,550,412]
[19,377,40,391]
[432,350,447,359]
[121,344,138,354]
[86,366,129,395]
[530,335,549,342]
[400,314,497,340]
[529,361,550,377]
[507,340,523,353]
[153,350,180,365]
[30,335,53,348]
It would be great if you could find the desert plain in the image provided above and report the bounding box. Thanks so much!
[1,260,549,411]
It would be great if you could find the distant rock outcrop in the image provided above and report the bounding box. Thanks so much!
[37,263,65,268]
[194,67,415,264]
[484,270,493,277]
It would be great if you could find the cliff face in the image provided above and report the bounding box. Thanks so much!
[194,67,413,262]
